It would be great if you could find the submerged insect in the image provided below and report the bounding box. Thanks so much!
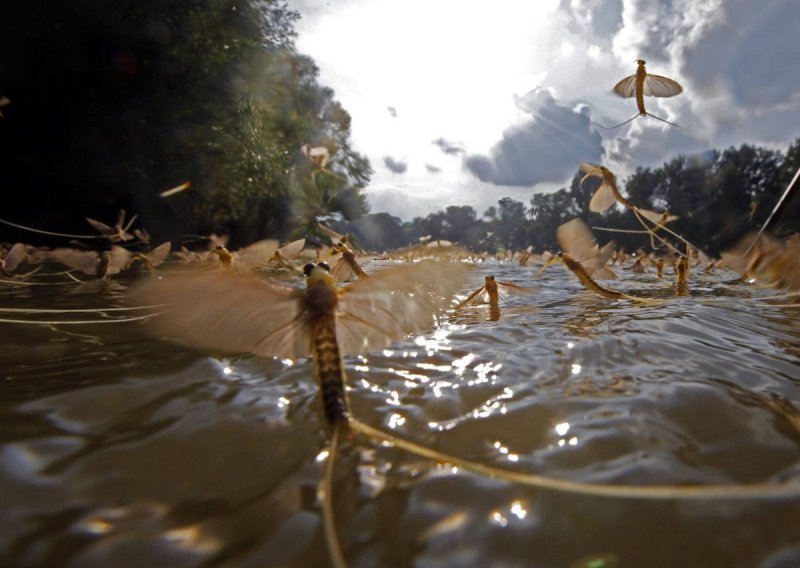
[603,59,684,129]
[579,163,678,226]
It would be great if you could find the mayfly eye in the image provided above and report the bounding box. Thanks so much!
[318,261,331,272]
[303,263,315,276]
[215,244,224,250]
[487,275,495,281]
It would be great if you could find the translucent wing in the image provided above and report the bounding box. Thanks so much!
[497,281,538,297]
[278,239,305,259]
[335,260,470,355]
[145,242,172,267]
[3,243,27,273]
[129,272,311,360]
[107,246,133,275]
[50,248,99,275]
[589,182,617,212]
[455,285,488,309]
[643,75,683,98]
[85,217,116,238]
[557,218,600,261]
[613,75,638,98]
[330,256,358,283]
[556,218,614,275]
[234,239,279,271]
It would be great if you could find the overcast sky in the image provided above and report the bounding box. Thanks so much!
[289,0,800,220]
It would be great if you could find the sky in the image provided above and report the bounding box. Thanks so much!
[289,0,800,221]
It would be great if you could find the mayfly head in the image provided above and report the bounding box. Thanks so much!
[635,59,646,65]
[304,261,336,288]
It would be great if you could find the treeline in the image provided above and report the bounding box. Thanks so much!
[0,0,370,247]
[343,140,800,256]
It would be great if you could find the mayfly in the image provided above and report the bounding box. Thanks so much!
[85,209,137,242]
[579,163,678,227]
[301,144,346,184]
[329,240,368,282]
[455,275,535,310]
[211,240,279,273]
[539,218,660,303]
[674,253,690,295]
[49,246,132,280]
[130,260,468,567]
[602,59,684,129]
[125,242,172,273]
[129,260,468,423]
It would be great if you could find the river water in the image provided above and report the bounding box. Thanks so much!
[1,260,799,567]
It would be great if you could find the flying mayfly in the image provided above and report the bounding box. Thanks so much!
[579,162,678,227]
[540,218,661,303]
[602,59,684,129]
[455,275,535,311]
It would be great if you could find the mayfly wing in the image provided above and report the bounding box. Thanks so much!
[85,217,116,238]
[335,260,470,355]
[234,239,280,271]
[589,181,617,213]
[49,248,100,275]
[129,272,311,360]
[556,218,600,261]
[107,246,133,274]
[330,256,357,283]
[612,74,638,98]
[455,285,488,309]
[145,242,172,267]
[3,243,27,273]
[279,239,306,259]
[642,75,683,97]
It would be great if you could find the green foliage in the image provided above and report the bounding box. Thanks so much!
[339,140,798,255]
[0,0,370,247]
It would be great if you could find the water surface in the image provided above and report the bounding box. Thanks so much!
[1,261,799,567]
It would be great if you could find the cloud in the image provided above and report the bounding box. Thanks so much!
[432,137,465,156]
[425,164,441,173]
[559,0,624,47]
[464,88,604,187]
[383,156,407,173]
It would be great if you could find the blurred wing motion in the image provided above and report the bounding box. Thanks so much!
[721,233,800,290]
[130,260,470,360]
[556,218,615,277]
[130,273,311,360]
[335,261,469,354]
[580,163,617,213]
[160,181,191,198]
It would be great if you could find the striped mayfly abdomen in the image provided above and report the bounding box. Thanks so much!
[561,254,625,300]
[304,263,350,423]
